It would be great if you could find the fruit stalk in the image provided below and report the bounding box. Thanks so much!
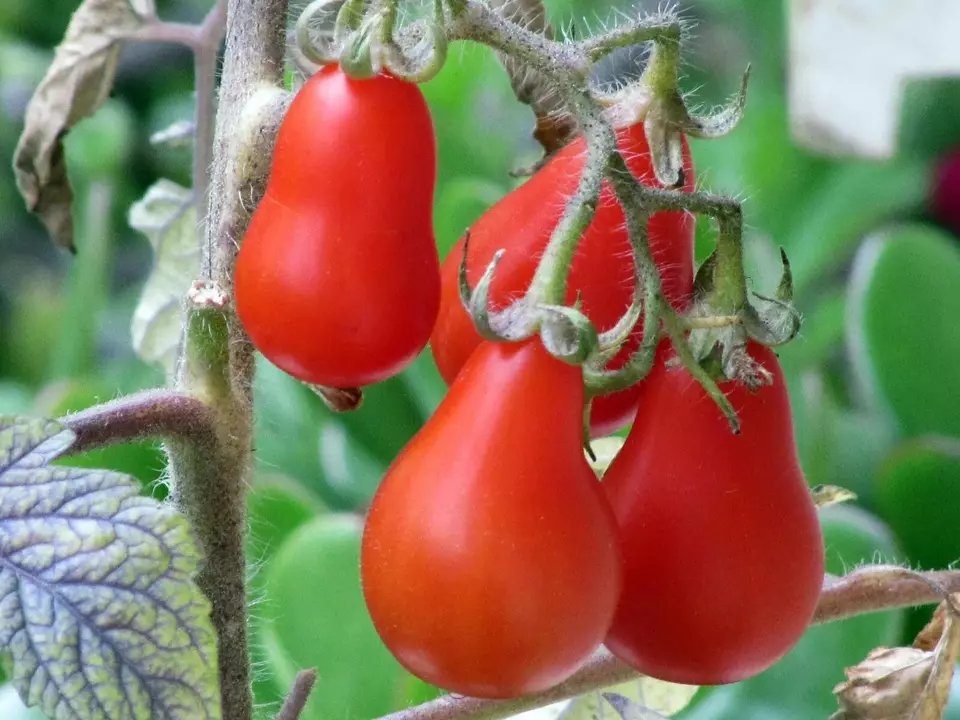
[523,96,611,307]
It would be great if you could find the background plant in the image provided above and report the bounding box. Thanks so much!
[1,0,960,719]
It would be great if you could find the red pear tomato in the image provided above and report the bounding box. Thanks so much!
[361,340,621,698]
[602,342,824,685]
[235,65,440,388]
[429,125,696,437]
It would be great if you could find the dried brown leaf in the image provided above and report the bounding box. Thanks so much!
[489,0,577,156]
[832,594,960,719]
[13,0,144,251]
[913,602,949,653]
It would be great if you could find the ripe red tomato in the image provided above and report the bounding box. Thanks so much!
[602,342,824,685]
[235,65,440,388]
[429,126,696,437]
[361,340,622,698]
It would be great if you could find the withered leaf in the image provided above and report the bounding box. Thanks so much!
[832,594,960,719]
[489,0,577,157]
[128,179,199,378]
[13,0,144,251]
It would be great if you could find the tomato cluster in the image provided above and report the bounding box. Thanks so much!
[431,124,697,437]
[236,67,825,700]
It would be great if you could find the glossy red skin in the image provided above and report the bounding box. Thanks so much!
[235,65,440,387]
[430,126,696,437]
[602,342,825,685]
[361,340,622,698]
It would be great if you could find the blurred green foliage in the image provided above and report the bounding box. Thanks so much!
[2,0,960,718]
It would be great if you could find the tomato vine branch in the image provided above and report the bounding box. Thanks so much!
[59,389,219,455]
[373,568,960,720]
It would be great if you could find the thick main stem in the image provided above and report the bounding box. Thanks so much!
[167,1,289,719]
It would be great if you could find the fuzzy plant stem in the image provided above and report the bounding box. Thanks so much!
[163,0,291,718]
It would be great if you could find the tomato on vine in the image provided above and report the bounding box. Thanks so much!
[429,124,696,437]
[235,64,440,388]
[602,342,825,685]
[361,339,622,698]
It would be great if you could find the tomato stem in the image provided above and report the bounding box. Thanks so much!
[662,308,741,433]
[711,210,750,314]
[581,12,681,64]
[524,100,610,307]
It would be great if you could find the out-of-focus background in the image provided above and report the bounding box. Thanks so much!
[2,0,960,718]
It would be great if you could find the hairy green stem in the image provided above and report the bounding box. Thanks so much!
[524,98,610,306]
[711,211,748,313]
[581,12,680,63]
[446,1,589,82]
[662,307,740,432]
[582,153,664,396]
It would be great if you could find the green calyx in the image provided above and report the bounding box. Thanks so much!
[686,246,801,389]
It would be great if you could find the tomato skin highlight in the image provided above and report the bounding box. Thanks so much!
[429,126,696,437]
[602,342,825,685]
[235,65,440,387]
[361,340,622,698]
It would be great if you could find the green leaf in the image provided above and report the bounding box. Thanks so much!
[247,474,324,561]
[128,179,199,379]
[875,437,960,571]
[777,289,846,373]
[253,359,333,502]
[246,475,324,714]
[259,515,441,719]
[788,372,898,507]
[678,506,903,720]
[784,162,927,296]
[0,415,221,719]
[847,223,960,438]
[317,419,387,506]
[898,78,960,161]
[422,43,533,188]
[253,358,391,510]
[689,99,832,251]
[64,99,135,180]
[329,376,425,467]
